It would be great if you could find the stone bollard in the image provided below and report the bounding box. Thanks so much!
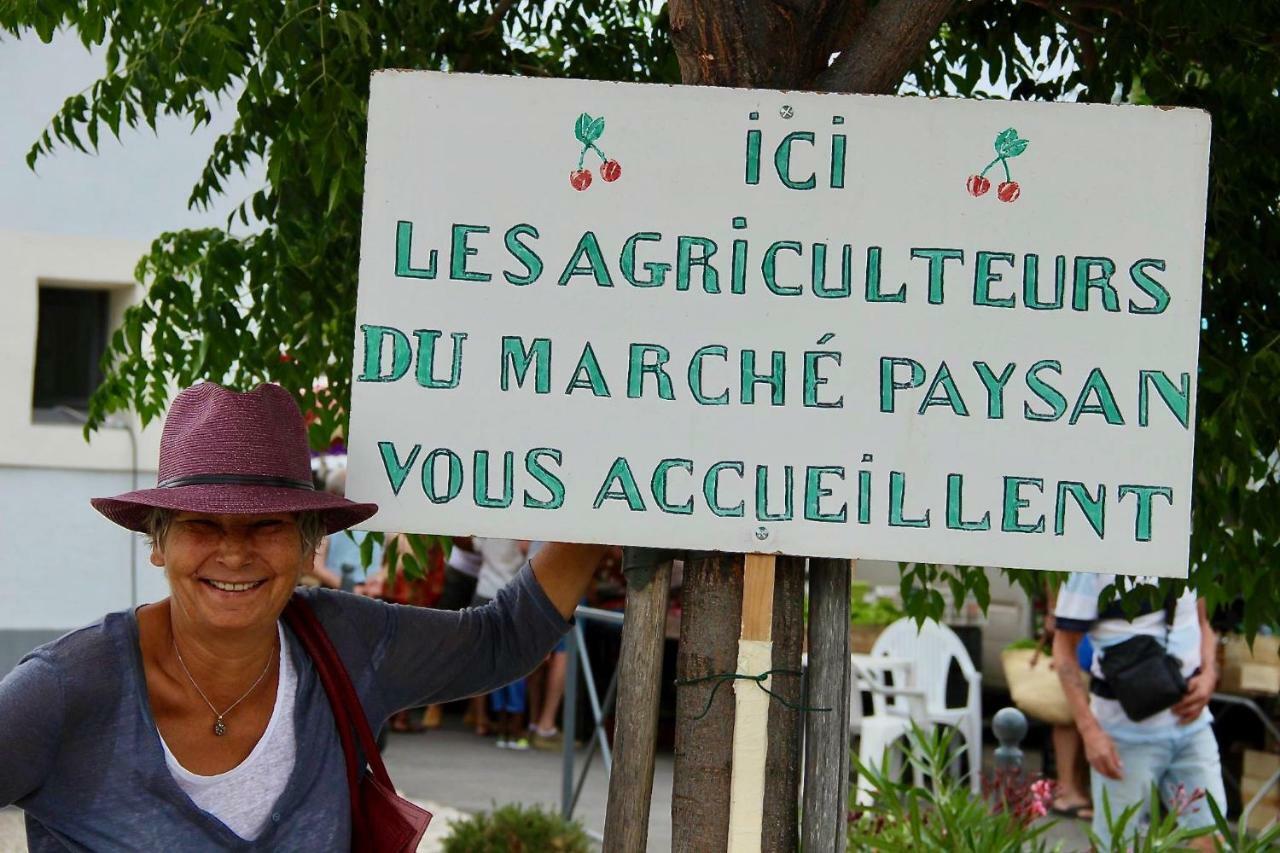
[992,707,1029,774]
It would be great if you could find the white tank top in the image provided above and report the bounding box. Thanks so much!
[160,623,297,840]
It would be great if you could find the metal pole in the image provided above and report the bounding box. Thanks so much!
[575,620,613,769]
[59,407,138,607]
[571,668,620,815]
[562,620,580,820]
[125,416,138,607]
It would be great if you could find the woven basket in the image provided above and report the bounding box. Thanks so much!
[1001,640,1077,726]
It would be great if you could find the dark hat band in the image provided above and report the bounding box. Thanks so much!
[157,473,315,491]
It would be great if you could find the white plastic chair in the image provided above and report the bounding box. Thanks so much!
[849,655,928,805]
[862,618,983,794]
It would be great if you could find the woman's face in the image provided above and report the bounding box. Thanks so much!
[152,512,309,634]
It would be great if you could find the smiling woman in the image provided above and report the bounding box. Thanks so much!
[0,382,606,851]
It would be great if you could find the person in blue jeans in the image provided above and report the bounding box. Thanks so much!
[491,678,529,750]
[1053,572,1224,850]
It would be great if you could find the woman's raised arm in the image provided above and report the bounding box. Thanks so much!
[529,542,609,620]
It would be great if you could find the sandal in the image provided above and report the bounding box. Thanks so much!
[1050,799,1093,820]
[390,711,427,734]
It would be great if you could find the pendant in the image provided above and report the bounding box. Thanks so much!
[214,718,227,736]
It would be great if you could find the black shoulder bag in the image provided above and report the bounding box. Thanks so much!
[1093,595,1188,721]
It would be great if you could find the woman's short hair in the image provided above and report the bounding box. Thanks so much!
[145,508,326,554]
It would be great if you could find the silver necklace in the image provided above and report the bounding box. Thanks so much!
[172,636,276,736]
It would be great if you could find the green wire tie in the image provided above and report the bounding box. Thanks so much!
[674,668,831,721]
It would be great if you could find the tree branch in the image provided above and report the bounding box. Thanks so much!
[475,0,517,38]
[810,0,867,79]
[813,0,955,94]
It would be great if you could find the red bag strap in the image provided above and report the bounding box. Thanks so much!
[283,596,396,815]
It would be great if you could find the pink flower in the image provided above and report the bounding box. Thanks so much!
[1168,784,1207,815]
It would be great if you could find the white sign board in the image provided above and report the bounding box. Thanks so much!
[347,70,1209,577]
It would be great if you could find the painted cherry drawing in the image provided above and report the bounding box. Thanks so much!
[570,112,621,190]
[967,128,1029,203]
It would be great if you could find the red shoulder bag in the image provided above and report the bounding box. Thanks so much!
[284,595,432,852]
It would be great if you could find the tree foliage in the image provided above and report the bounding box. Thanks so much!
[2,0,676,436]
[4,0,1277,631]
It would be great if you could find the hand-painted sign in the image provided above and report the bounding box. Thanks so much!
[346,70,1210,577]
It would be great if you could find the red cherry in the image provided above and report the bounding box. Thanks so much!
[600,159,622,182]
[997,181,1021,203]
[570,169,592,191]
[967,175,990,196]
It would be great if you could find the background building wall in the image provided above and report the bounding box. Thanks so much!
[0,229,165,674]
[1,30,254,674]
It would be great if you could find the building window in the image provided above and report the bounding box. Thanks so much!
[31,286,110,420]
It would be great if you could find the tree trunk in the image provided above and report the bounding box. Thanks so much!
[668,0,864,90]
[672,552,744,851]
[761,555,806,851]
[666,2,957,849]
[669,0,954,94]
[815,0,955,94]
[603,561,673,852]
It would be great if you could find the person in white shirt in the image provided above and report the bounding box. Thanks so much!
[472,539,528,603]
[1053,572,1223,849]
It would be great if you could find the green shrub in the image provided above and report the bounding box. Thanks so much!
[850,725,1280,852]
[441,803,591,853]
[848,726,1057,852]
[1088,784,1280,853]
[850,581,903,626]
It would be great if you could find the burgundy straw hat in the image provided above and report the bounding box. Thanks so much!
[91,382,377,534]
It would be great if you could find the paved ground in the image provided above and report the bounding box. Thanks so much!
[383,721,673,849]
[0,811,23,853]
[0,801,467,853]
[1,717,1098,851]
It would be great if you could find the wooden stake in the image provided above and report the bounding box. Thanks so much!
[762,555,806,852]
[802,558,853,852]
[740,554,777,640]
[727,553,778,852]
[602,560,673,853]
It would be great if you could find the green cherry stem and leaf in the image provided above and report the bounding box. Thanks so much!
[967,127,1029,203]
[570,112,621,191]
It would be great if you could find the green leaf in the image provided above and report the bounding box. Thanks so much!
[358,532,378,571]
[402,553,423,581]
[125,311,143,355]
[993,127,1018,154]
[326,171,343,216]
[1002,137,1029,158]
[194,335,209,374]
[574,112,593,144]
[587,115,605,142]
